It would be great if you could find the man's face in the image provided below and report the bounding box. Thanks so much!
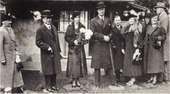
[156,7,163,14]
[42,17,52,25]
[97,8,105,16]
[114,16,121,26]
[2,20,12,27]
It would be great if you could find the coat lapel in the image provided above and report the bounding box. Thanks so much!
[103,17,109,28]
[42,25,54,39]
[147,25,158,35]
[5,27,16,42]
[96,16,104,27]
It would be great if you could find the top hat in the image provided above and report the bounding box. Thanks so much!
[41,10,53,18]
[71,11,80,19]
[96,2,106,9]
[154,2,166,9]
[1,14,13,22]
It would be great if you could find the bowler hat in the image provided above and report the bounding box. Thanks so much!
[96,2,106,9]
[41,10,53,18]
[1,14,13,22]
[71,11,80,19]
[154,2,166,9]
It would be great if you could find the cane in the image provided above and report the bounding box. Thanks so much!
[109,42,115,75]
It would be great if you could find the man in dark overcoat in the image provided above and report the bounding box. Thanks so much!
[90,2,118,89]
[36,10,61,92]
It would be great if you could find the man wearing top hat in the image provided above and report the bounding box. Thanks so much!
[0,14,24,93]
[35,10,61,92]
[90,2,119,90]
[154,1,169,82]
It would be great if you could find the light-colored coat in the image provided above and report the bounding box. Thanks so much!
[158,11,169,61]
[0,26,23,88]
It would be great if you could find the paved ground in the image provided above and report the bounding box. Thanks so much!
[23,74,170,93]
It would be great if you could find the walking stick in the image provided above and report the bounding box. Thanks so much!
[109,42,115,75]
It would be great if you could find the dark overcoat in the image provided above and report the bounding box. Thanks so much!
[0,26,23,88]
[143,25,166,74]
[112,25,124,70]
[90,16,114,69]
[122,25,142,77]
[36,24,61,75]
[65,22,87,78]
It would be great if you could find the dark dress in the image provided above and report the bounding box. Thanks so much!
[65,22,87,78]
[143,25,166,74]
[123,25,142,77]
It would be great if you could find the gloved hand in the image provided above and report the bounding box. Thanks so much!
[15,55,21,63]
[48,47,53,53]
[1,60,6,65]
[133,49,140,60]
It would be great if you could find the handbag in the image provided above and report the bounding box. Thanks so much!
[132,54,142,65]
[16,62,24,71]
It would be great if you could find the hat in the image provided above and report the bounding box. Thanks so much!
[149,12,158,19]
[154,2,166,9]
[41,10,53,18]
[1,14,13,22]
[0,0,6,5]
[71,11,80,19]
[96,2,106,9]
[127,14,137,19]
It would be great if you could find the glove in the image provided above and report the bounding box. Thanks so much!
[133,49,140,60]
[15,55,21,63]
[48,47,53,53]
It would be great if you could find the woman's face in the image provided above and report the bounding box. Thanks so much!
[128,17,136,25]
[151,16,158,24]
[74,15,80,23]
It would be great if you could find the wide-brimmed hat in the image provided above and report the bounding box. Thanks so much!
[71,11,80,19]
[154,2,166,9]
[96,2,106,9]
[1,14,13,22]
[41,10,53,18]
[127,14,137,20]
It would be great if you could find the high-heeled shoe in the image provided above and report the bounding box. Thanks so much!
[148,78,153,83]
[72,80,76,88]
[76,81,81,87]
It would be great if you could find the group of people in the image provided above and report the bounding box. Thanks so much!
[0,1,169,93]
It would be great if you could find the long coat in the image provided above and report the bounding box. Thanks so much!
[112,25,124,70]
[36,24,61,75]
[65,22,87,78]
[158,11,169,61]
[122,25,142,77]
[90,16,114,69]
[0,26,23,88]
[143,25,166,74]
